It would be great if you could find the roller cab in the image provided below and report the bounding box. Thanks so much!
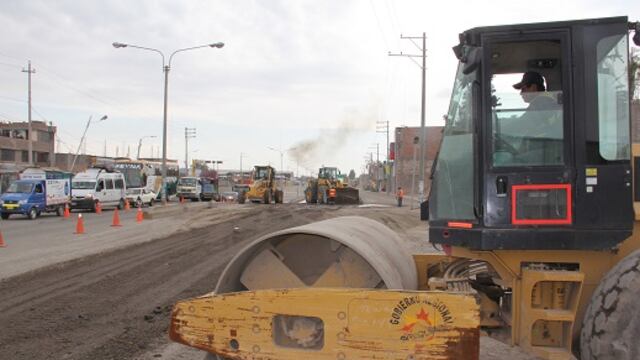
[429,16,635,250]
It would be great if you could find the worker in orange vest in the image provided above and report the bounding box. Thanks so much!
[396,187,404,207]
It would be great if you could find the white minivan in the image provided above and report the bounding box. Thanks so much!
[71,167,127,211]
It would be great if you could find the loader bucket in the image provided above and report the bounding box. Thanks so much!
[334,187,360,204]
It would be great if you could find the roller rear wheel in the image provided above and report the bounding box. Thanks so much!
[581,249,640,359]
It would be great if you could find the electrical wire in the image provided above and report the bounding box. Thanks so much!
[368,0,390,50]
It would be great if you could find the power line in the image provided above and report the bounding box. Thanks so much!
[0,61,21,69]
[0,95,25,103]
[0,50,129,113]
[368,0,390,50]
[37,68,121,108]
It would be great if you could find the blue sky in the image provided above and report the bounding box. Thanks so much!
[0,0,637,175]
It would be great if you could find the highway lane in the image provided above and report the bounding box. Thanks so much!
[0,202,210,280]
[0,183,305,280]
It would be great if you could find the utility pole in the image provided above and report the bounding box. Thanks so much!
[376,120,389,161]
[240,153,244,184]
[103,139,107,157]
[389,32,427,203]
[184,127,196,175]
[22,61,36,165]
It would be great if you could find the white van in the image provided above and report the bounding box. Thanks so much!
[71,168,127,211]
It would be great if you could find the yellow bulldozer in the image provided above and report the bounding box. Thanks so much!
[304,166,360,204]
[170,17,640,360]
[238,165,283,204]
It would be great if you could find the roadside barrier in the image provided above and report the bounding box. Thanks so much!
[74,214,85,234]
[124,199,131,211]
[0,231,6,247]
[136,206,144,223]
[95,201,102,214]
[64,203,71,218]
[111,208,122,227]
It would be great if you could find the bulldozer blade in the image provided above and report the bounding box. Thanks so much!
[170,288,479,360]
[334,187,360,204]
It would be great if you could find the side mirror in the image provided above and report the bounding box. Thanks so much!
[420,200,429,221]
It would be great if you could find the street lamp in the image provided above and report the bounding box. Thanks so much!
[113,41,225,203]
[71,115,107,172]
[267,146,297,173]
[137,135,157,159]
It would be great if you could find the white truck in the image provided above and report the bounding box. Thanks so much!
[176,176,203,201]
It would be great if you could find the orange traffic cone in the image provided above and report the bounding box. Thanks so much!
[136,206,144,223]
[111,208,122,227]
[63,203,71,218]
[0,231,6,247]
[124,199,131,211]
[74,213,85,234]
[95,201,102,214]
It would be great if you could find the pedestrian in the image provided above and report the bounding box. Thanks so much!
[396,187,404,207]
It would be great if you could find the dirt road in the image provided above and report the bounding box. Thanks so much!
[0,198,538,359]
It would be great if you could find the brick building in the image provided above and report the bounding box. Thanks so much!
[0,120,56,167]
[393,125,443,197]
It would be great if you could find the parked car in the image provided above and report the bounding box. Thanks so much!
[221,191,239,202]
[126,188,156,208]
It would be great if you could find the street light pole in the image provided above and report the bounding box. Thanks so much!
[137,135,157,159]
[267,146,297,173]
[113,41,224,203]
[71,115,107,172]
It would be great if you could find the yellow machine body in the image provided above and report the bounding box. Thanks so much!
[242,165,283,204]
[170,288,480,360]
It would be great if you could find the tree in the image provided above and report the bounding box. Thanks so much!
[348,169,356,180]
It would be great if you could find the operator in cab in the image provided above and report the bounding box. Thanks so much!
[496,70,563,165]
[512,71,557,114]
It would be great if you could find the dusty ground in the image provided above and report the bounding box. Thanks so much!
[0,194,539,360]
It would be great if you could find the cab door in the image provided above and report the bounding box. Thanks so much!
[482,30,574,229]
[33,182,45,210]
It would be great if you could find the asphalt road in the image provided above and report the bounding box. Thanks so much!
[0,186,540,360]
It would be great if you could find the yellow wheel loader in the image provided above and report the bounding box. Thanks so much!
[305,166,360,204]
[170,17,640,360]
[238,165,283,204]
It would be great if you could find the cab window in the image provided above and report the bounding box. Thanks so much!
[490,40,564,167]
[597,34,630,161]
[106,179,114,189]
[430,61,476,221]
[35,184,43,193]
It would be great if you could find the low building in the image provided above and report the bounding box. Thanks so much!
[393,125,444,197]
[0,120,56,167]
